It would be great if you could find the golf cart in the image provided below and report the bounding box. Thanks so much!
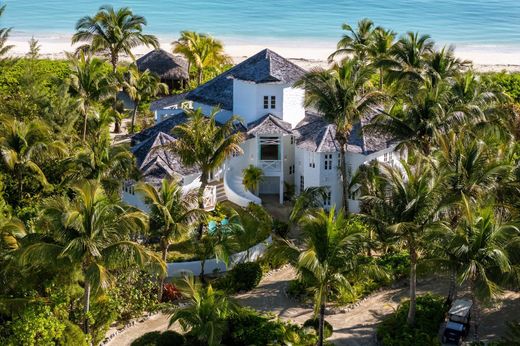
[442,299,472,345]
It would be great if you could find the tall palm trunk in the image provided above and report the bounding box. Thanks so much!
[407,240,417,326]
[471,280,480,342]
[197,67,203,86]
[158,241,169,302]
[82,109,88,142]
[446,267,458,306]
[379,67,384,90]
[337,139,349,214]
[111,56,122,134]
[83,280,91,335]
[130,101,140,134]
[196,172,209,239]
[318,300,326,346]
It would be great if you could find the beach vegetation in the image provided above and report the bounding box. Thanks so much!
[0,6,519,345]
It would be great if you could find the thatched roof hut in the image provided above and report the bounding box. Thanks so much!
[137,49,189,90]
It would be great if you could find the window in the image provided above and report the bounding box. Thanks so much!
[323,188,332,207]
[290,136,294,145]
[260,136,280,160]
[263,96,276,109]
[300,176,305,193]
[309,153,316,168]
[383,152,394,164]
[289,164,295,175]
[324,154,333,170]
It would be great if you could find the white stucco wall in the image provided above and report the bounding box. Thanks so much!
[282,87,306,128]
[233,80,285,125]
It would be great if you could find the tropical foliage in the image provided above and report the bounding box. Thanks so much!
[0,5,520,345]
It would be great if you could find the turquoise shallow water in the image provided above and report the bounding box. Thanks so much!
[2,0,520,46]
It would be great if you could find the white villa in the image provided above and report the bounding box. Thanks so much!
[123,49,402,213]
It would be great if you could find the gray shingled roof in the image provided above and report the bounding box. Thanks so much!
[247,114,293,137]
[294,113,392,154]
[137,49,189,81]
[132,131,199,185]
[132,112,189,144]
[150,93,188,111]
[151,48,306,112]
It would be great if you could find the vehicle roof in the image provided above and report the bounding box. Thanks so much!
[446,321,465,332]
[449,299,473,317]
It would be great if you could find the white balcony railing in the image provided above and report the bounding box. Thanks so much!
[260,160,281,173]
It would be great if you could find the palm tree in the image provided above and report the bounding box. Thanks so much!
[361,158,444,325]
[73,126,134,194]
[369,80,450,155]
[68,52,114,142]
[0,117,66,201]
[136,179,203,301]
[432,130,510,303]
[194,217,238,283]
[295,60,383,212]
[170,107,244,215]
[425,46,469,87]
[290,186,329,223]
[72,5,158,72]
[0,212,25,254]
[329,18,375,63]
[387,32,434,86]
[368,27,396,90]
[0,5,13,61]
[72,5,159,133]
[448,197,518,341]
[172,31,231,85]
[20,180,164,335]
[169,275,237,346]
[123,65,169,133]
[270,208,376,346]
[242,165,263,195]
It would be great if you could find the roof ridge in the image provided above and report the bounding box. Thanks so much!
[316,124,337,152]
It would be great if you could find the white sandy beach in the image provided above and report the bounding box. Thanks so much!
[6,35,520,73]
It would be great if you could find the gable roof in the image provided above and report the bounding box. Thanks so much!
[294,113,393,154]
[151,48,306,111]
[137,49,189,81]
[132,131,199,186]
[246,114,293,137]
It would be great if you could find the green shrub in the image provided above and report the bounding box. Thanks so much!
[4,303,66,346]
[230,262,263,292]
[376,251,410,281]
[58,320,87,346]
[131,331,162,346]
[131,330,185,346]
[213,262,262,293]
[156,331,186,346]
[303,318,333,339]
[222,308,287,346]
[377,294,447,346]
[273,219,289,238]
[259,249,288,274]
[287,279,308,300]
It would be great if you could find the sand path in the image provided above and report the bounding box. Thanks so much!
[105,266,519,346]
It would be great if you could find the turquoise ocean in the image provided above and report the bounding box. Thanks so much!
[2,0,520,61]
